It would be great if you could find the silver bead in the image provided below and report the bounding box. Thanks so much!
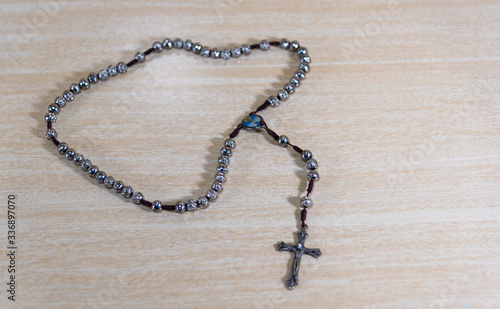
[200,47,210,57]
[241,44,251,55]
[183,39,193,51]
[70,83,81,94]
[186,199,198,212]
[81,159,92,171]
[54,96,66,107]
[48,104,60,115]
[65,148,75,160]
[58,142,68,155]
[267,95,279,107]
[308,171,319,181]
[175,201,186,213]
[220,147,232,157]
[301,150,313,161]
[132,192,143,204]
[280,38,290,49]
[278,135,289,147]
[212,181,223,192]
[63,90,74,102]
[290,77,300,87]
[152,200,163,212]
[104,176,115,188]
[300,196,313,208]
[107,65,117,77]
[217,165,228,174]
[73,153,84,165]
[117,62,127,74]
[45,128,57,140]
[114,180,124,192]
[122,186,133,198]
[192,43,202,54]
[206,189,218,201]
[299,63,309,73]
[87,73,98,84]
[231,47,241,58]
[173,38,183,49]
[260,40,270,51]
[98,69,109,81]
[79,78,90,90]
[218,155,230,166]
[95,171,107,184]
[297,47,308,57]
[221,49,231,60]
[301,56,311,64]
[290,40,300,51]
[295,70,306,80]
[215,172,226,183]
[211,48,221,58]
[278,89,289,101]
[152,41,163,53]
[197,196,209,209]
[224,138,236,149]
[162,38,173,49]
[88,165,99,178]
[134,52,145,63]
[306,159,318,170]
[284,83,294,94]
[45,113,56,123]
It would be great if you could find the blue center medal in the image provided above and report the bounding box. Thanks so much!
[241,114,264,130]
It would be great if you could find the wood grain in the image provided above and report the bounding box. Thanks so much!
[0,0,499,308]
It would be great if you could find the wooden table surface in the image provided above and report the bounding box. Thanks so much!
[1,1,499,308]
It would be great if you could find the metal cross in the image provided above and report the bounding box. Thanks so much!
[277,227,322,290]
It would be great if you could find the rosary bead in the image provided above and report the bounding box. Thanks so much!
[241,44,251,55]
[215,172,226,183]
[278,89,289,101]
[88,73,98,84]
[186,199,198,212]
[306,158,318,170]
[70,83,81,95]
[231,47,242,58]
[175,201,186,213]
[221,49,231,60]
[284,83,294,94]
[54,96,66,107]
[301,150,313,161]
[113,180,124,192]
[134,51,145,63]
[65,148,75,160]
[260,40,270,51]
[300,196,313,208]
[206,189,218,201]
[107,65,118,77]
[280,38,290,49]
[295,70,306,80]
[297,47,308,57]
[95,171,107,184]
[122,185,134,198]
[173,38,183,49]
[200,47,210,57]
[45,128,57,140]
[152,41,163,53]
[63,90,74,102]
[211,48,221,58]
[162,38,173,49]
[290,40,300,51]
[58,142,68,155]
[104,176,115,188]
[183,39,193,51]
[117,62,127,74]
[81,159,92,171]
[73,153,84,166]
[45,112,57,123]
[48,104,60,115]
[301,56,311,64]
[217,165,228,174]
[278,135,289,147]
[132,192,143,204]
[79,78,90,90]
[197,196,209,209]
[299,63,309,73]
[152,200,163,212]
[192,43,202,54]
[218,155,230,166]
[98,69,109,81]
[267,95,279,107]
[290,77,300,88]
[212,181,223,192]
[88,165,99,178]
[220,147,232,157]
[308,171,319,181]
[224,138,236,149]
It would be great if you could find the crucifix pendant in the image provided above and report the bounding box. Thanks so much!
[277,226,322,290]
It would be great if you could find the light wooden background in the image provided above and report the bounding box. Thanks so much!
[0,0,499,308]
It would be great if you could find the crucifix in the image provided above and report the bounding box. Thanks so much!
[277,226,322,290]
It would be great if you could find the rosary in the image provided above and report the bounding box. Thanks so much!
[44,37,321,290]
